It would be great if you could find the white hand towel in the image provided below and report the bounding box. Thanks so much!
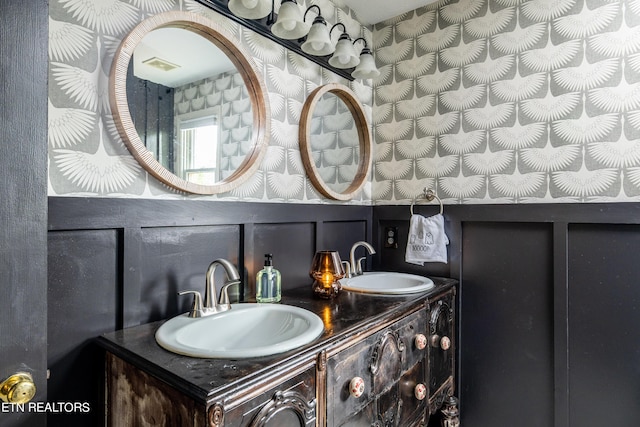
[405,213,449,265]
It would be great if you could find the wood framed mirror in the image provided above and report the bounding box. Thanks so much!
[110,11,269,195]
[299,83,372,201]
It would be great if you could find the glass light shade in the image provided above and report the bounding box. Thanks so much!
[310,250,345,299]
[228,0,272,20]
[352,49,380,80]
[271,0,309,40]
[329,35,360,69]
[301,16,334,56]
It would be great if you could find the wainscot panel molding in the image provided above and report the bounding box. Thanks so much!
[374,202,640,427]
[48,199,640,427]
[47,197,372,427]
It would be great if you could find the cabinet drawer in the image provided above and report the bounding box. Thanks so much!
[222,367,316,427]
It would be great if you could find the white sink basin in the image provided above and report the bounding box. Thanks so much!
[155,304,324,358]
[340,272,435,295]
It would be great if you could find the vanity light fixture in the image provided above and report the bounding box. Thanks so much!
[194,0,377,80]
[271,0,309,40]
[328,23,360,69]
[300,5,335,57]
[352,37,380,80]
[310,250,345,299]
[228,0,272,20]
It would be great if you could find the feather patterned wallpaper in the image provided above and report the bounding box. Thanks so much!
[48,0,373,202]
[371,0,640,204]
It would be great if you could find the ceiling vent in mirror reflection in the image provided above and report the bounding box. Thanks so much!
[110,11,269,195]
[133,27,235,88]
[141,57,180,73]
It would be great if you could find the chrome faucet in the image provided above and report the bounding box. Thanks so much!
[179,258,241,317]
[346,241,376,278]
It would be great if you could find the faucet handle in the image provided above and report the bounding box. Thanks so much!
[219,280,242,308]
[178,290,204,318]
[341,261,352,278]
[356,257,367,275]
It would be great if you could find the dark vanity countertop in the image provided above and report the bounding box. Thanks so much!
[97,277,457,404]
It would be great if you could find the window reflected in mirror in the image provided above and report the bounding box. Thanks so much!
[178,112,220,185]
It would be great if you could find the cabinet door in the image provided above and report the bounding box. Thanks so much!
[247,390,315,427]
[327,309,428,427]
[219,366,316,427]
[428,289,455,410]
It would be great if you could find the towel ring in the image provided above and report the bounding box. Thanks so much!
[410,188,444,215]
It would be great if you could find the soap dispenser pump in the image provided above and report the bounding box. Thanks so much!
[256,254,281,303]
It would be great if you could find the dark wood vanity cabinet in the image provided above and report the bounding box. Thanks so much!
[101,279,457,427]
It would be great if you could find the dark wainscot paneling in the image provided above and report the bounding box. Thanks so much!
[49,198,640,427]
[374,203,640,427]
[47,197,371,427]
[568,223,640,426]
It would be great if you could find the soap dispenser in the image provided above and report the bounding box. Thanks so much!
[256,254,281,303]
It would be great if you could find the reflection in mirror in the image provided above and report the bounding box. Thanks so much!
[300,83,371,201]
[111,11,268,195]
[309,92,360,194]
[127,27,252,186]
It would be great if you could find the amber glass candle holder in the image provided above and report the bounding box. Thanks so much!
[310,250,345,299]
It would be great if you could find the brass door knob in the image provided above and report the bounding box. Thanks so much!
[0,372,36,404]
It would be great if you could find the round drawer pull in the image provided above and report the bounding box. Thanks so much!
[414,383,427,401]
[349,376,365,398]
[414,334,427,350]
[431,334,451,350]
[440,336,451,351]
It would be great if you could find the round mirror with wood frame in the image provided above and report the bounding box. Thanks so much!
[299,83,372,201]
[110,11,269,195]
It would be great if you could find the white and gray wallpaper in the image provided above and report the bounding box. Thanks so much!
[49,0,640,205]
[372,0,640,204]
[48,0,373,202]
